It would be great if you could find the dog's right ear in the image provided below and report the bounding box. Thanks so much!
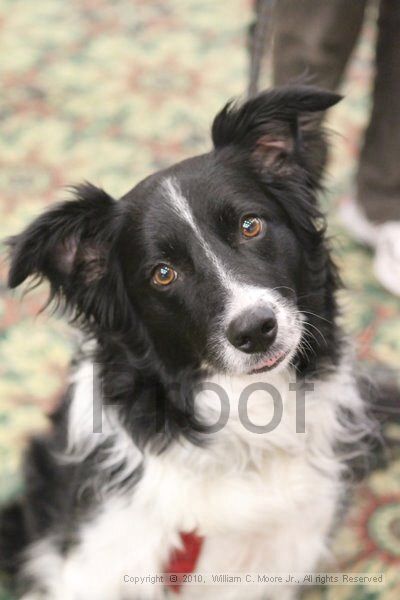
[8,183,116,289]
[7,184,128,330]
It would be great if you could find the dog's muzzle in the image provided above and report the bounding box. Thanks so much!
[226,304,278,354]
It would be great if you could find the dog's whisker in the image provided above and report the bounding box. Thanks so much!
[302,320,328,346]
[300,309,333,325]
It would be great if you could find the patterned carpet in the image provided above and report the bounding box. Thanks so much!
[0,1,399,598]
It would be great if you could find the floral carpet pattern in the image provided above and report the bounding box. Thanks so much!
[0,1,399,598]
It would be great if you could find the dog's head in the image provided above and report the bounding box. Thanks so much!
[8,86,341,378]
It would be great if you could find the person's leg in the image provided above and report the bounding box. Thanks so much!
[356,0,400,224]
[348,0,400,297]
[272,0,367,183]
[273,0,368,90]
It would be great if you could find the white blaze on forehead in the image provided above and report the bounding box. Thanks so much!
[161,176,234,290]
[162,177,197,231]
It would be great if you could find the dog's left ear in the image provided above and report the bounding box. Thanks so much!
[211,85,341,176]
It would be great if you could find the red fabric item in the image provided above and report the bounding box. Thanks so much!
[165,532,203,593]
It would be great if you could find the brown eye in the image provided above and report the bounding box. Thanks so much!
[152,264,177,287]
[241,215,263,239]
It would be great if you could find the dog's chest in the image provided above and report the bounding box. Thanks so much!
[140,370,340,537]
[57,367,351,597]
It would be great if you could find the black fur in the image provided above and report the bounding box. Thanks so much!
[2,86,350,587]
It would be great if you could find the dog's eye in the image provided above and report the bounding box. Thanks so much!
[240,215,263,239]
[152,264,177,287]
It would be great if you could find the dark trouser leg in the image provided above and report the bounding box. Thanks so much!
[357,0,400,223]
[273,0,367,89]
[272,0,367,180]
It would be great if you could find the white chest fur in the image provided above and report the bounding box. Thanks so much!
[23,362,368,600]
[141,367,349,537]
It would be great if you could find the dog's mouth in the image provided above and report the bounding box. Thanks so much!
[248,349,289,374]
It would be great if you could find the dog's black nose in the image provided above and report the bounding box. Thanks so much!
[227,305,277,354]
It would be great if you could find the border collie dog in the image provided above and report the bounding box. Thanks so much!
[3,86,371,600]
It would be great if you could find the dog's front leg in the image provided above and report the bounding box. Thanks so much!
[19,498,180,600]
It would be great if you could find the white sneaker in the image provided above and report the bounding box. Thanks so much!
[373,222,400,297]
[339,197,400,297]
[338,196,377,246]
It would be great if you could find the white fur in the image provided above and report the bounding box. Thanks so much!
[21,358,370,600]
[60,361,143,492]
